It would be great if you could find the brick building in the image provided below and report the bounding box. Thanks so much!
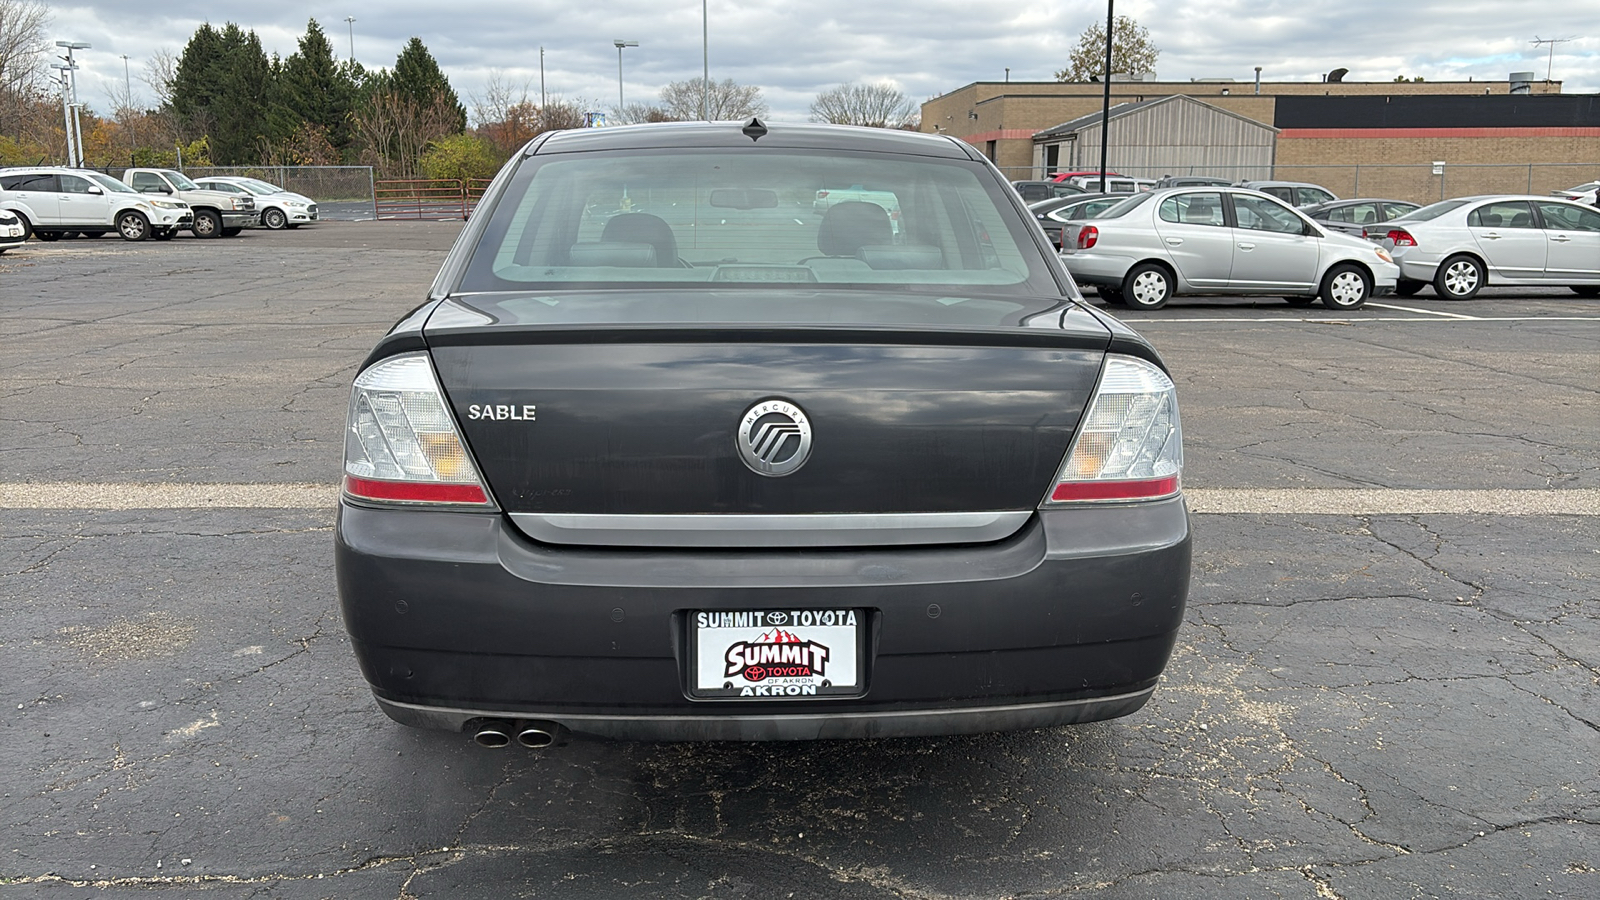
[919,78,1596,201]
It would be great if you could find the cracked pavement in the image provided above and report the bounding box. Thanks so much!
[1,225,1597,898]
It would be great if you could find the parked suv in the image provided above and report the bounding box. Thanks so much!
[1235,181,1338,208]
[0,167,193,241]
[121,168,255,238]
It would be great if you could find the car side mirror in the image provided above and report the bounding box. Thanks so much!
[87,186,103,195]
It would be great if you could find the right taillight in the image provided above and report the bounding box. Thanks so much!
[1077,225,1099,249]
[1387,229,1416,247]
[1045,355,1182,504]
[343,353,493,507]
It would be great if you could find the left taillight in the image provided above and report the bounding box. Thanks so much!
[1044,355,1182,505]
[343,353,493,507]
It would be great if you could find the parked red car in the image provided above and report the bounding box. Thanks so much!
[1049,170,1124,183]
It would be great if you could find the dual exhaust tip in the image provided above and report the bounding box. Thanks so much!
[472,718,565,749]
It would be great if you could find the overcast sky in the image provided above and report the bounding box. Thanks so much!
[40,1,1600,123]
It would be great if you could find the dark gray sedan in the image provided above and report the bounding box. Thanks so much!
[1302,198,1421,238]
[336,122,1190,746]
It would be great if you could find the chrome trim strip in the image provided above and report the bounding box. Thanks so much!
[508,510,1033,548]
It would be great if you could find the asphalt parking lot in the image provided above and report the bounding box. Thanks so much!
[2,224,1596,899]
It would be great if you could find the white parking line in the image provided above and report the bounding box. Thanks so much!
[1130,316,1600,324]
[2,484,1596,516]
[1366,302,1481,319]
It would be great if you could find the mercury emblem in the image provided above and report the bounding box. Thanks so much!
[737,399,812,477]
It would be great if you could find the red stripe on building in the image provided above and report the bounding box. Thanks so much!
[1280,127,1600,139]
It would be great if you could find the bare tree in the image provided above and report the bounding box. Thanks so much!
[659,77,766,121]
[141,49,178,107]
[610,101,673,125]
[0,0,51,139]
[809,82,915,128]
[538,99,589,131]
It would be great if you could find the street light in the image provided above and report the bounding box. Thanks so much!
[50,63,77,167]
[56,40,91,167]
[344,17,357,62]
[613,39,637,112]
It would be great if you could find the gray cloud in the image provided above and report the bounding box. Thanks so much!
[40,0,1600,121]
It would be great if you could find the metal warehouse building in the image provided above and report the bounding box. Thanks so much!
[1031,95,1278,181]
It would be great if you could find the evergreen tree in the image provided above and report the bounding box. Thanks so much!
[274,19,357,157]
[171,23,222,139]
[170,22,273,163]
[391,37,465,132]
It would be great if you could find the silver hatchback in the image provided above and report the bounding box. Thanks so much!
[1060,188,1399,310]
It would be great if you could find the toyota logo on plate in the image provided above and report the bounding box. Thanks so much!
[737,399,812,477]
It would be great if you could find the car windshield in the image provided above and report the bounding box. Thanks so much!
[240,178,284,194]
[1392,199,1469,222]
[460,149,1057,295]
[86,173,135,193]
[167,171,202,191]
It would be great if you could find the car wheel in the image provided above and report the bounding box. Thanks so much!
[262,208,288,230]
[1570,286,1600,298]
[116,210,151,242]
[1096,286,1125,305]
[221,227,243,237]
[1394,279,1425,297]
[10,213,32,241]
[1319,264,1371,310]
[1283,296,1316,307]
[1122,263,1173,310]
[192,209,222,238]
[1434,254,1484,300]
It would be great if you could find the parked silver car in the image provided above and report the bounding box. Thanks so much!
[1060,187,1399,310]
[1375,195,1600,299]
[192,176,319,230]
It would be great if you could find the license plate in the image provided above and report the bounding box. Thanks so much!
[689,609,864,699]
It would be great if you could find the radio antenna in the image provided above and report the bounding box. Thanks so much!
[1530,36,1575,82]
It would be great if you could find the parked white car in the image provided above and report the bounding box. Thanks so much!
[192,176,319,229]
[1551,181,1599,205]
[0,167,193,241]
[1059,187,1398,310]
[1375,195,1600,299]
[122,168,256,238]
[0,208,26,253]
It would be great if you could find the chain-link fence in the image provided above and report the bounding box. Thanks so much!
[1000,164,1600,205]
[182,165,377,221]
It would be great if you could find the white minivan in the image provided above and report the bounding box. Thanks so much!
[0,168,193,241]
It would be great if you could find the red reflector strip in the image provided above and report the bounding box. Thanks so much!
[344,476,488,505]
[1051,476,1180,503]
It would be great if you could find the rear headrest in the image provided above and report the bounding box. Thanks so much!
[817,201,892,257]
[567,241,657,267]
[601,213,678,267]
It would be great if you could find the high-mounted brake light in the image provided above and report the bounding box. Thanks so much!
[1387,229,1416,247]
[1045,355,1182,505]
[1077,225,1099,250]
[342,353,493,507]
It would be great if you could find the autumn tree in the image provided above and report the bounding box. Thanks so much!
[809,82,915,128]
[1055,15,1159,82]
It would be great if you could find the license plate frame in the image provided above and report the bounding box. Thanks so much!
[687,609,866,700]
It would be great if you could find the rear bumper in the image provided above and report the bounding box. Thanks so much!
[336,497,1191,741]
[1059,251,1136,288]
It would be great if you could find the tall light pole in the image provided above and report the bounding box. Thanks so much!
[344,16,357,62]
[613,39,637,112]
[121,54,136,158]
[51,63,76,167]
[701,0,709,120]
[57,41,91,167]
[1097,1,1114,193]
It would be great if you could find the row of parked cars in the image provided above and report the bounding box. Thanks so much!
[1041,184,1600,309]
[0,165,318,254]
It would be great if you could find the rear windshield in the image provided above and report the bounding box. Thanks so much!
[458,149,1059,295]
[1394,199,1467,222]
[1093,193,1152,218]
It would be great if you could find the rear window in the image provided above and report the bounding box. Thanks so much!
[1395,199,1467,222]
[460,150,1058,295]
[1094,193,1152,218]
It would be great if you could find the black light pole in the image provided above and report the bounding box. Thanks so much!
[1098,0,1114,193]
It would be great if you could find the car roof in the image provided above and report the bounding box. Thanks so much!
[1239,180,1330,189]
[534,121,978,160]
